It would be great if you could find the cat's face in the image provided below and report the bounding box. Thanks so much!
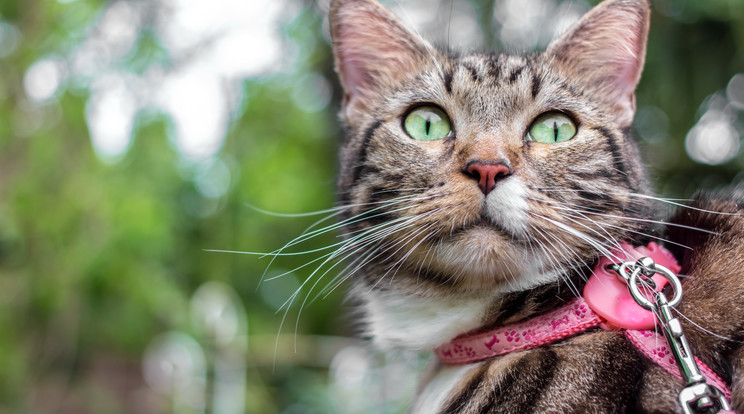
[331,0,655,294]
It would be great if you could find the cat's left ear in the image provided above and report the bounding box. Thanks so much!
[330,0,437,121]
[546,0,650,127]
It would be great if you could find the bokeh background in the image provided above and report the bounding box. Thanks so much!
[1,0,743,412]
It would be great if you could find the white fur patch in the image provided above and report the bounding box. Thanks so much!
[364,289,492,350]
[410,364,475,414]
[485,177,530,236]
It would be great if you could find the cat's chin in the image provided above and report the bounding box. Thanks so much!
[458,217,524,242]
[427,224,546,291]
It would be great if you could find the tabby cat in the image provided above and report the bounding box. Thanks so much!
[327,0,744,412]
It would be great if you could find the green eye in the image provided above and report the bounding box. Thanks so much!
[403,106,452,141]
[528,112,577,143]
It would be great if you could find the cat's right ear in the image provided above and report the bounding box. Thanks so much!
[330,0,436,121]
[546,0,650,127]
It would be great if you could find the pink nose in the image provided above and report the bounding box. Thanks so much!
[465,162,511,195]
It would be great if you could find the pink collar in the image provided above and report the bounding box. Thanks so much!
[434,242,732,400]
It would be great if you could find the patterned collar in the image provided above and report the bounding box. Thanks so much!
[434,243,732,402]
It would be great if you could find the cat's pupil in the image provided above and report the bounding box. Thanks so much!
[425,120,431,135]
[552,122,558,142]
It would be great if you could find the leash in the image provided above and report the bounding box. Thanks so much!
[435,243,734,413]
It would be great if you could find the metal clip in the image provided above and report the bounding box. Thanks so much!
[653,291,731,413]
[615,257,732,414]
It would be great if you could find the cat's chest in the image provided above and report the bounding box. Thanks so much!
[360,267,568,350]
[363,289,493,350]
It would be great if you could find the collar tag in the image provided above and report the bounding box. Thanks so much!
[583,242,681,331]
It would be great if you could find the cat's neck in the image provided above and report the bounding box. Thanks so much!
[359,269,586,351]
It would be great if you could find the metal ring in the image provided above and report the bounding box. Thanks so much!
[614,261,633,283]
[628,263,683,311]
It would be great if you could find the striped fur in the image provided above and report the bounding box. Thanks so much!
[328,0,744,412]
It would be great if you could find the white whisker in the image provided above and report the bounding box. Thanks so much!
[674,309,744,344]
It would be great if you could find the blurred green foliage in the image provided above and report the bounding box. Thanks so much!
[0,0,742,413]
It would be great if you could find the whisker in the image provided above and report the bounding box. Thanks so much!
[528,211,625,263]
[554,209,626,254]
[279,215,426,352]
[530,187,742,217]
[243,202,349,218]
[378,221,438,287]
[552,205,694,251]
[281,202,447,340]
[627,193,743,216]
[256,192,449,287]
[318,242,389,300]
[527,195,721,236]
[674,309,744,344]
[528,224,585,296]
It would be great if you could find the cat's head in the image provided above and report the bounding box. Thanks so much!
[330,0,655,295]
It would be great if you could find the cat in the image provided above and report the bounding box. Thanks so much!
[326,0,744,412]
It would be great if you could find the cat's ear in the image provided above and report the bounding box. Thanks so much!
[330,0,436,118]
[546,0,650,127]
